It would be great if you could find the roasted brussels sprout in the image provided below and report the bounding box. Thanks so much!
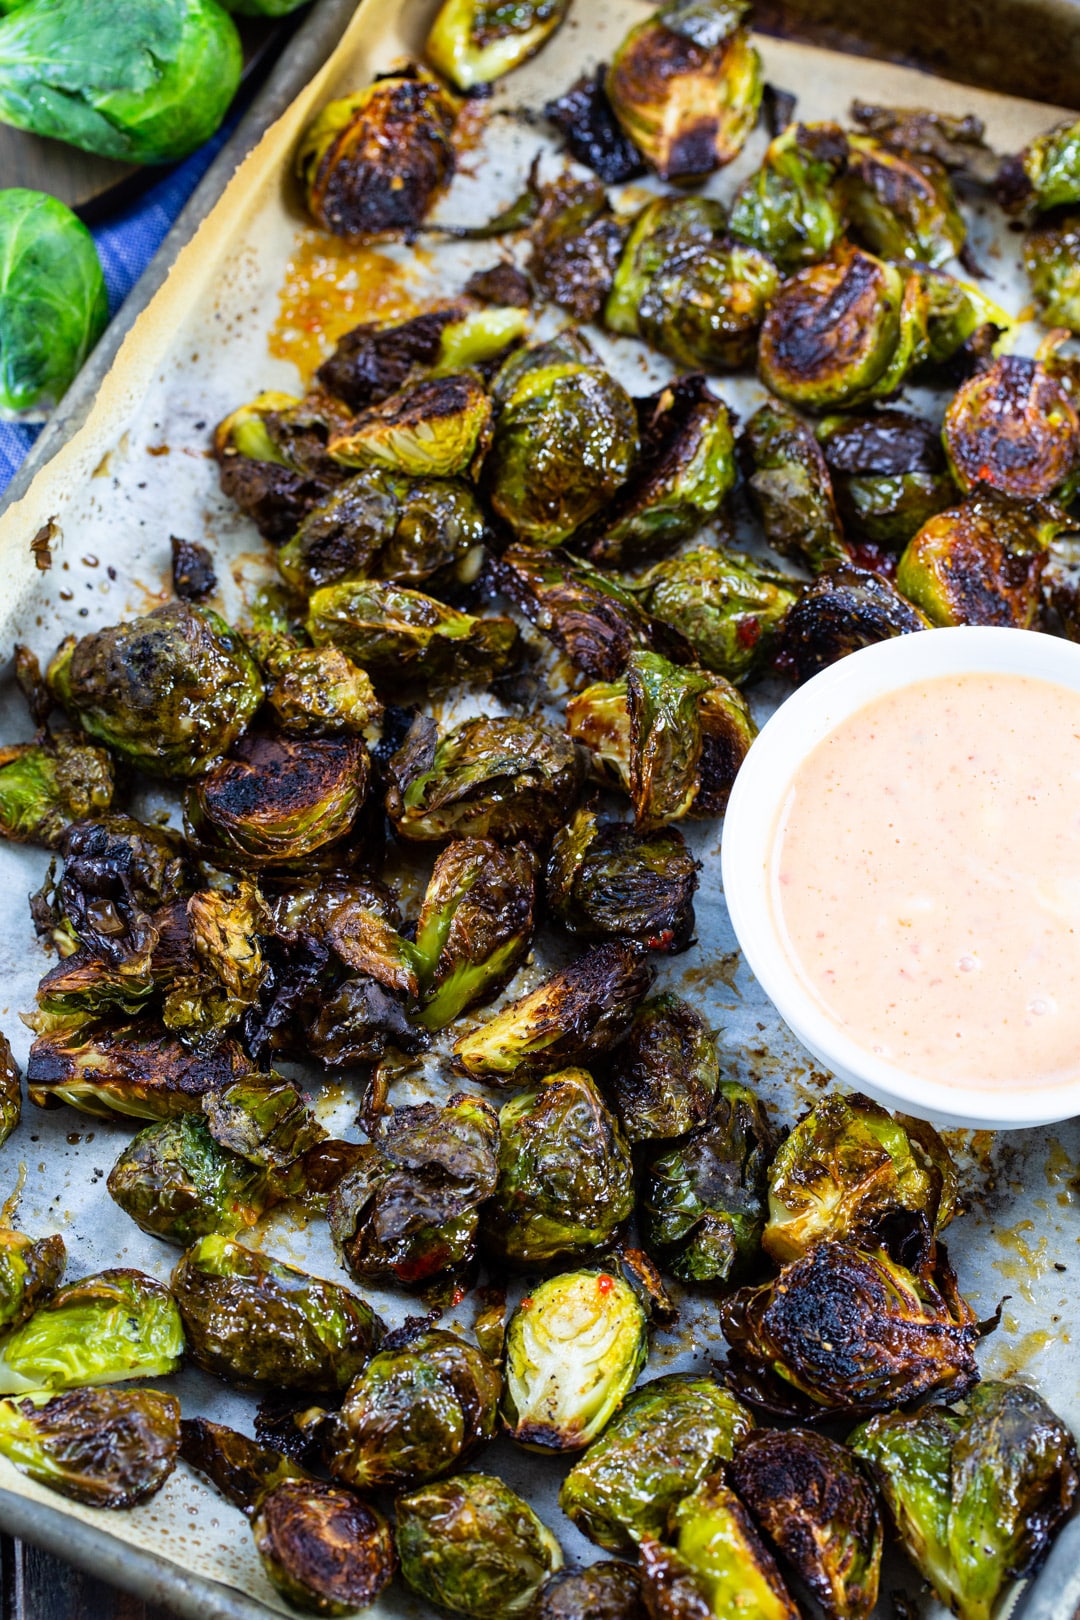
[0,0,242,164]
[729,121,849,272]
[0,734,115,849]
[640,1080,776,1287]
[895,488,1062,628]
[426,0,570,90]
[1023,212,1080,331]
[327,1327,500,1489]
[605,195,725,338]
[327,1095,499,1287]
[758,244,927,411]
[502,1268,648,1452]
[942,353,1080,500]
[545,67,647,186]
[0,1388,179,1510]
[107,1113,274,1246]
[214,390,347,546]
[560,1373,754,1552]
[261,643,380,738]
[454,942,653,1083]
[387,713,586,844]
[816,409,956,548]
[46,603,262,779]
[180,1415,306,1513]
[306,580,519,686]
[851,102,997,181]
[606,0,762,182]
[535,1563,647,1620]
[647,1474,799,1620]
[999,117,1080,214]
[604,992,718,1144]
[27,1021,252,1121]
[743,401,848,574]
[0,188,107,418]
[851,1381,1079,1620]
[639,240,780,375]
[171,1235,383,1392]
[528,174,628,323]
[0,1269,183,1394]
[781,564,929,683]
[158,880,271,1045]
[483,1068,635,1264]
[730,1429,882,1620]
[0,1036,18,1147]
[0,1230,64,1334]
[918,267,1011,370]
[843,136,965,265]
[309,976,426,1068]
[546,810,698,953]
[398,1472,563,1618]
[296,67,458,238]
[412,839,536,1029]
[630,547,801,680]
[315,303,522,415]
[719,1240,983,1416]
[254,1479,396,1616]
[328,372,492,479]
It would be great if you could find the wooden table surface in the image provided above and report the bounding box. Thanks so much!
[0,1537,178,1620]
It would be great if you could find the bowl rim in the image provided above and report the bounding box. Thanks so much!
[721,625,1080,1129]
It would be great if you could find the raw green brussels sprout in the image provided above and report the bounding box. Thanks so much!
[1023,212,1080,331]
[107,1113,274,1246]
[327,1095,499,1287]
[0,1230,65,1333]
[306,579,519,686]
[630,547,801,680]
[398,1472,563,1618]
[327,1327,500,1489]
[844,136,965,265]
[640,1080,776,1287]
[758,244,928,411]
[527,174,628,324]
[426,0,571,90]
[46,603,263,779]
[816,409,957,548]
[606,0,762,182]
[0,1388,179,1509]
[296,67,457,238]
[559,1373,754,1552]
[485,349,639,546]
[605,992,718,1144]
[180,1415,307,1514]
[0,734,115,849]
[387,713,586,844]
[185,733,368,868]
[730,1429,882,1620]
[328,373,492,479]
[454,942,654,1083]
[644,1474,799,1620]
[27,1021,252,1120]
[316,303,524,414]
[546,809,698,953]
[0,1269,183,1394]
[0,189,107,417]
[254,1479,397,1616]
[0,0,242,163]
[851,1381,1079,1620]
[261,643,380,738]
[999,117,1080,213]
[896,488,1063,628]
[171,1235,383,1392]
[718,1240,983,1417]
[502,1268,648,1452]
[943,354,1080,500]
[743,401,847,574]
[214,389,348,545]
[412,838,536,1029]
[781,564,929,683]
[763,1092,958,1265]
[535,1564,646,1620]
[730,121,849,272]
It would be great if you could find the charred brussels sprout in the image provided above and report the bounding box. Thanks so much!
[650,1474,799,1620]
[758,244,927,411]
[329,373,492,479]
[309,978,425,1068]
[261,643,379,738]
[528,174,628,324]
[942,354,1080,500]
[171,1235,383,1392]
[327,1327,499,1489]
[1024,213,1080,331]
[851,103,997,181]
[454,942,653,1083]
[296,68,458,238]
[26,1022,252,1121]
[640,1080,776,1287]
[636,239,779,374]
[844,136,965,265]
[315,302,524,414]
[851,1381,1079,1620]
[0,1269,183,1393]
[631,547,800,680]
[426,0,570,90]
[730,1429,882,1620]
[502,1268,648,1452]
[412,839,536,1029]
[817,409,956,548]
[0,1388,179,1509]
[559,1372,754,1552]
[0,1231,64,1334]
[327,1095,499,1287]
[52,814,190,967]
[743,401,847,574]
[388,713,586,844]
[606,195,726,338]
[606,0,762,183]
[763,1092,957,1265]
[895,488,1063,628]
[397,1472,563,1618]
[718,1240,983,1417]
[179,1416,307,1513]
[306,580,519,686]
[213,390,346,546]
[919,268,1011,369]
[0,1034,19,1147]
[535,1564,647,1620]
[605,993,718,1144]
[253,1479,396,1616]
[0,734,114,849]
[484,1068,635,1264]
[1000,118,1080,214]
[107,1113,274,1245]
[729,122,849,272]
[46,603,263,779]
[781,565,929,683]
[546,810,698,953]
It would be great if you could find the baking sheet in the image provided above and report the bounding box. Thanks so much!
[0,1,1077,1615]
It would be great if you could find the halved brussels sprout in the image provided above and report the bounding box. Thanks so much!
[27,1021,252,1121]
[942,354,1080,500]
[637,240,780,374]
[327,1326,500,1489]
[781,564,929,683]
[0,1034,18,1147]
[202,1075,325,1181]
[605,992,718,1144]
[296,67,458,238]
[0,1388,180,1510]
[559,1372,754,1552]
[107,1113,274,1246]
[629,547,801,681]
[544,67,647,186]
[1024,213,1080,332]
[306,579,519,686]
[743,400,847,574]
[502,1269,648,1452]
[0,1269,184,1394]
[546,810,698,952]
[261,643,380,738]
[397,1473,563,1619]
[729,121,849,272]
[253,1478,396,1616]
[426,0,570,90]
[606,0,762,182]
[0,1230,64,1334]
[484,1068,635,1265]
[413,838,536,1029]
[606,196,726,338]
[528,174,628,323]
[214,390,348,545]
[731,1429,883,1620]
[171,1235,383,1392]
[454,942,654,1083]
[316,304,524,414]
[917,267,1012,370]
[0,734,114,850]
[535,1563,647,1620]
[895,488,1064,628]
[654,1474,799,1620]
[850,1381,1079,1620]
[46,603,263,780]
[816,409,957,548]
[180,1416,307,1514]
[844,136,965,265]
[999,117,1080,214]
[851,102,997,182]
[329,373,492,479]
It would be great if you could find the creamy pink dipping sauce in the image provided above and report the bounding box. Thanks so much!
[770,671,1080,1090]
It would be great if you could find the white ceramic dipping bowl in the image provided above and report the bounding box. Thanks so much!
[721,625,1080,1130]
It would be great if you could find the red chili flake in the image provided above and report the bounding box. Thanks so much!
[451,1285,466,1307]
[597,1274,614,1294]
[519,1296,533,1311]
[735,617,761,649]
